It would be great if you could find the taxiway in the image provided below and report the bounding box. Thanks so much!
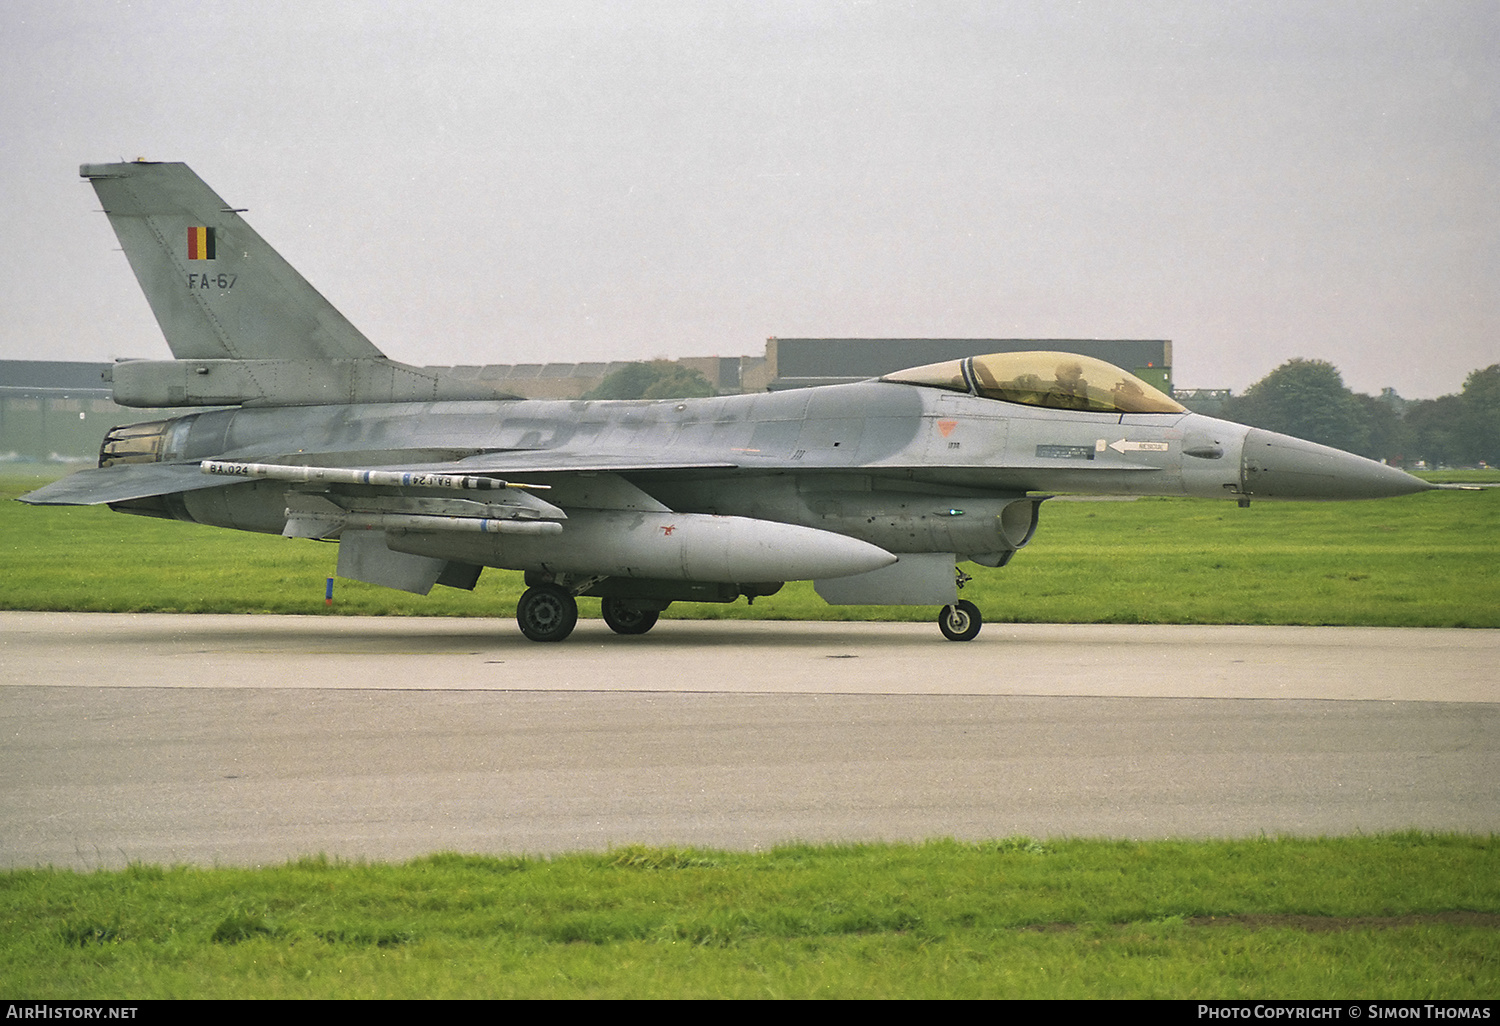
[2,612,1495,868]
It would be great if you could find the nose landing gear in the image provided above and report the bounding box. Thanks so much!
[938,599,982,641]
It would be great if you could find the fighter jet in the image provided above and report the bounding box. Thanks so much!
[20,161,1434,641]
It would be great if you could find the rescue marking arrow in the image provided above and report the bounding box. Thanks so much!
[1106,439,1170,454]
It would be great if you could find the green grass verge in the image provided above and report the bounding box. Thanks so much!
[2,836,1495,999]
[1421,470,1500,484]
[5,471,1496,626]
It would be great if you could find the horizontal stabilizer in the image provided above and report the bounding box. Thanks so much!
[19,462,243,506]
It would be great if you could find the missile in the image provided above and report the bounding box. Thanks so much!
[202,459,548,492]
[385,509,900,583]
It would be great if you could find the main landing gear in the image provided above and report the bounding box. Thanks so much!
[515,583,578,643]
[600,596,660,636]
[515,587,664,642]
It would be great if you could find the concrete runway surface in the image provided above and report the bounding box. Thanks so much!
[2,611,1496,868]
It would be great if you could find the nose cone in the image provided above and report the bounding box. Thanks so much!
[1241,429,1433,500]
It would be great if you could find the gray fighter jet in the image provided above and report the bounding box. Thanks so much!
[21,161,1433,641]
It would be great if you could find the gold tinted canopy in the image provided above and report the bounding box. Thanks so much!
[881,351,1185,414]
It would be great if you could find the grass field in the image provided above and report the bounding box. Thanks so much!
[3,836,1496,999]
[3,470,1497,626]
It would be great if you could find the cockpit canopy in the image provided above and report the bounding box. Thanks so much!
[880,351,1185,414]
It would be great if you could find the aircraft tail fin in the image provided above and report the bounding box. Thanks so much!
[82,161,384,362]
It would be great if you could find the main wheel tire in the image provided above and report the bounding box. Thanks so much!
[938,599,982,642]
[516,584,578,642]
[601,597,660,636]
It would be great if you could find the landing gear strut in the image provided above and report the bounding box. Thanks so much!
[938,599,982,642]
[601,597,660,636]
[516,583,578,642]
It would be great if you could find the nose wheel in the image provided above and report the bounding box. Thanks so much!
[938,599,982,642]
[516,583,579,642]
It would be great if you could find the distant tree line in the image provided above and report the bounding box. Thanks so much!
[582,361,716,401]
[1186,359,1500,468]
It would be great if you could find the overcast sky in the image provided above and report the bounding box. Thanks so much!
[2,0,1495,397]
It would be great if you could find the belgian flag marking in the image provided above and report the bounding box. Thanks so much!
[187,226,216,260]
